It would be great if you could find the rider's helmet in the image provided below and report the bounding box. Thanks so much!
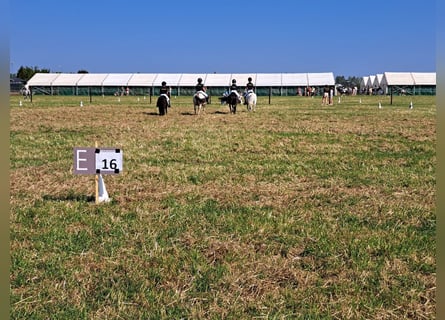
[161,81,166,86]
[248,77,252,82]
[232,79,236,84]
[197,78,202,83]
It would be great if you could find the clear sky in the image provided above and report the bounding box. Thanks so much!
[10,0,436,78]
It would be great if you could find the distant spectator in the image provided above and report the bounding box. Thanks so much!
[329,86,334,105]
[322,85,329,105]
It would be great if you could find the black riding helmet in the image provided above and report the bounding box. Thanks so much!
[162,81,166,86]
[232,79,236,84]
[197,78,202,83]
[248,77,252,82]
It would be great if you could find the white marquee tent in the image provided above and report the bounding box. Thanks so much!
[380,72,436,95]
[360,76,369,91]
[27,72,335,96]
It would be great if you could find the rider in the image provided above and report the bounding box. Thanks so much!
[243,77,255,104]
[160,81,171,107]
[195,77,208,102]
[229,79,241,103]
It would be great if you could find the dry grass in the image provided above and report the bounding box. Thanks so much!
[10,94,436,319]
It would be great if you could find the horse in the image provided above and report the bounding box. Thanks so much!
[21,86,30,99]
[226,92,239,114]
[156,94,169,115]
[245,91,257,111]
[193,91,207,115]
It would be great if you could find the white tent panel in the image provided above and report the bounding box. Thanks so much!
[204,73,232,86]
[178,73,207,86]
[282,73,308,86]
[360,76,369,89]
[153,73,182,86]
[127,73,158,86]
[411,72,436,85]
[51,73,85,86]
[367,75,376,88]
[307,72,335,86]
[383,72,414,85]
[373,74,384,88]
[102,73,133,86]
[256,73,282,86]
[27,73,60,86]
[77,73,109,86]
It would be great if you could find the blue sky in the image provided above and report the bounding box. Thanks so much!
[10,0,436,77]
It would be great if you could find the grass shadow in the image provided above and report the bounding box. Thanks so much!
[142,111,161,116]
[180,112,196,116]
[212,110,230,115]
[42,193,95,202]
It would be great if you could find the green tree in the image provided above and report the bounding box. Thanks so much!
[17,66,50,81]
[335,75,361,88]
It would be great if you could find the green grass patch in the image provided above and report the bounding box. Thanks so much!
[10,94,436,319]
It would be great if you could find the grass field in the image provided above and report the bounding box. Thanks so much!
[10,94,436,319]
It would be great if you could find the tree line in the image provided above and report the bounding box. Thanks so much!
[13,66,89,82]
[335,75,361,88]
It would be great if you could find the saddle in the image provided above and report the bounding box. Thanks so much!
[195,91,207,101]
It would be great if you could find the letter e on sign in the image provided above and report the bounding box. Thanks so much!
[73,147,96,174]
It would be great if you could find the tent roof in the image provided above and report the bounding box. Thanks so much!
[127,73,158,86]
[307,72,335,86]
[282,73,308,86]
[373,74,384,87]
[230,74,257,86]
[204,73,232,86]
[27,73,60,86]
[154,73,182,86]
[27,71,349,88]
[51,73,85,86]
[256,73,282,86]
[383,72,414,85]
[177,73,208,86]
[411,72,436,85]
[102,73,133,86]
[76,73,109,86]
[367,75,376,87]
[382,72,436,86]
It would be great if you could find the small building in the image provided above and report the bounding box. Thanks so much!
[10,77,25,93]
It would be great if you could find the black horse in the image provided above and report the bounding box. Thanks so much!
[219,92,239,114]
[156,94,169,115]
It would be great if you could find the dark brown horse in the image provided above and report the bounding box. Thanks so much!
[220,92,239,114]
[156,94,169,115]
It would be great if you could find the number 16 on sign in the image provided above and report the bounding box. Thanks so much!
[95,149,123,174]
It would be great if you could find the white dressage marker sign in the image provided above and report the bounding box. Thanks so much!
[74,147,123,175]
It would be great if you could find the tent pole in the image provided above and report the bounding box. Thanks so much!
[390,86,393,105]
